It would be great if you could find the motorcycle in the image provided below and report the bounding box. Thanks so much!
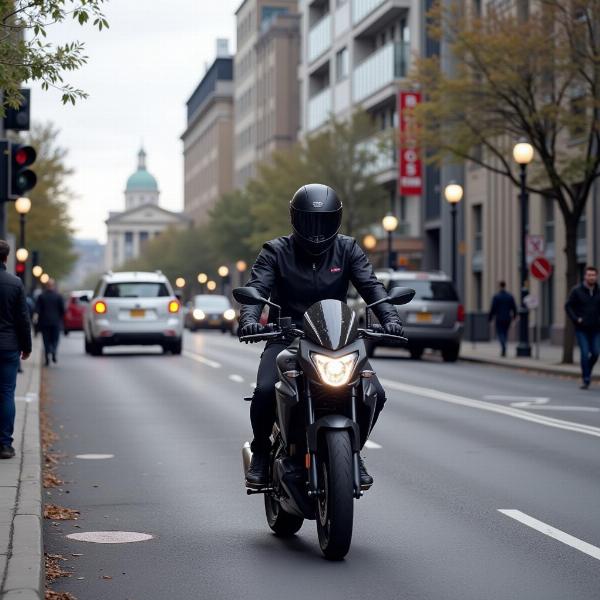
[234,285,415,560]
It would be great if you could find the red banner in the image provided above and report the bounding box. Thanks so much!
[398,91,423,196]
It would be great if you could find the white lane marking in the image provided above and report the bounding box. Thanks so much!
[182,351,221,369]
[251,382,256,389]
[484,396,599,412]
[380,378,600,438]
[499,510,600,561]
[66,531,153,544]
[484,395,550,402]
[75,454,114,460]
[229,374,244,383]
[364,440,382,449]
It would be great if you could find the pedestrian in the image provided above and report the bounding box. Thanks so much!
[565,265,600,390]
[35,278,64,366]
[0,240,32,459]
[489,281,518,357]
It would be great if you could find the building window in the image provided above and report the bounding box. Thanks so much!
[124,231,134,260]
[474,272,483,311]
[544,196,555,248]
[139,231,149,246]
[473,205,483,252]
[517,0,529,21]
[335,47,349,82]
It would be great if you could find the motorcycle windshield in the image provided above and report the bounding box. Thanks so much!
[302,299,358,350]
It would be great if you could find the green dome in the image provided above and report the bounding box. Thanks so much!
[125,147,158,192]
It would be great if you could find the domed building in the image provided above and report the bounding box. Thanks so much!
[105,148,190,270]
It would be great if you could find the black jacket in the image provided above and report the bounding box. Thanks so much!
[36,289,65,329]
[565,283,600,332]
[240,235,401,329]
[489,290,518,325]
[0,263,32,353]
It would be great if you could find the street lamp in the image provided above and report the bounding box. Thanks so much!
[444,181,463,285]
[197,272,208,284]
[40,273,50,285]
[513,139,534,357]
[218,265,230,294]
[236,260,247,287]
[15,248,28,263]
[362,234,377,251]
[15,197,31,282]
[32,265,43,278]
[175,277,185,289]
[382,213,398,269]
[206,280,217,292]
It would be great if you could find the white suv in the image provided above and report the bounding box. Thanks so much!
[84,271,184,356]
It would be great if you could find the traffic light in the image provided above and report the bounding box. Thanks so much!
[10,143,36,198]
[3,89,31,131]
[15,261,26,277]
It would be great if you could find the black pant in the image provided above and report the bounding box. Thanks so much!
[250,342,387,452]
[41,325,60,359]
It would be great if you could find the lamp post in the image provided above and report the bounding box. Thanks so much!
[197,272,208,293]
[444,182,463,285]
[382,213,398,269]
[15,197,31,282]
[513,140,534,357]
[236,260,247,287]
[218,265,229,295]
[362,234,377,251]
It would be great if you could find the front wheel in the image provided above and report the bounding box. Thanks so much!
[442,343,460,362]
[264,493,303,537]
[316,430,354,560]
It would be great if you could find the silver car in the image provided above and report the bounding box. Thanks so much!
[84,271,184,356]
[349,270,464,362]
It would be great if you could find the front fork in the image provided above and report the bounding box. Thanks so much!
[305,385,363,500]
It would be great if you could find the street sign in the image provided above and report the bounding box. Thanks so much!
[526,234,545,259]
[530,256,552,281]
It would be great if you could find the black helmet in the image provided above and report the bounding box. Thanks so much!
[290,184,343,256]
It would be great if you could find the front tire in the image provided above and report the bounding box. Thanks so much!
[264,493,304,537]
[88,338,102,356]
[442,343,460,362]
[316,431,354,560]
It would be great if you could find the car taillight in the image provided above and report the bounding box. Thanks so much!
[94,300,107,315]
[168,300,180,313]
[457,304,465,323]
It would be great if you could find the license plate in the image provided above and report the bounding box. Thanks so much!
[130,309,145,318]
[416,312,432,323]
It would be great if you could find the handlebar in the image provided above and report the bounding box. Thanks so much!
[358,329,408,345]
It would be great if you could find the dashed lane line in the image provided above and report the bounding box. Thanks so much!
[229,374,244,383]
[182,351,221,369]
[364,440,382,449]
[499,510,600,562]
[380,378,600,439]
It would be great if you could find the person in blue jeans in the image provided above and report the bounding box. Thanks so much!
[566,266,600,389]
[489,281,518,357]
[0,240,32,459]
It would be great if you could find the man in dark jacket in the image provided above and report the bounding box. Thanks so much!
[0,240,32,459]
[565,266,600,389]
[239,184,404,487]
[36,278,64,366]
[488,281,518,357]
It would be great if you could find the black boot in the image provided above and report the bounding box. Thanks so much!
[44,354,49,367]
[359,455,373,488]
[246,451,270,488]
[52,353,57,364]
[0,445,15,459]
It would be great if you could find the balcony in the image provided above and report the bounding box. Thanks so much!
[352,0,386,25]
[308,87,332,131]
[353,42,409,103]
[308,14,331,63]
[359,135,395,176]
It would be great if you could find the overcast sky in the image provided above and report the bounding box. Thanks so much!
[32,0,240,243]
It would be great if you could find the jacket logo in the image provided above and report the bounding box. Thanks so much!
[330,267,341,273]
[312,201,323,208]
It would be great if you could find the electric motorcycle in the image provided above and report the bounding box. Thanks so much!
[234,285,415,560]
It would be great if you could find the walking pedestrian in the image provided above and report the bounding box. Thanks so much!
[0,240,32,459]
[35,278,64,366]
[565,266,600,390]
[489,281,518,357]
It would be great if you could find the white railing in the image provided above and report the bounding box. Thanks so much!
[308,87,332,131]
[358,135,395,176]
[352,0,386,25]
[308,14,331,63]
[353,42,409,103]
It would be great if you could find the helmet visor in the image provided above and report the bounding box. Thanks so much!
[291,208,342,243]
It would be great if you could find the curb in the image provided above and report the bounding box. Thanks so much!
[1,340,43,600]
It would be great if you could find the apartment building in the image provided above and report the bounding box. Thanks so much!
[182,40,234,224]
[299,0,426,266]
[234,0,300,189]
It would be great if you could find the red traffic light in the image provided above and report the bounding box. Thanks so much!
[15,262,26,274]
[14,145,35,167]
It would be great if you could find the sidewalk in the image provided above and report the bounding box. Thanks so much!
[460,340,598,381]
[0,338,43,600]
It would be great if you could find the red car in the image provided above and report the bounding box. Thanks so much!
[64,290,93,334]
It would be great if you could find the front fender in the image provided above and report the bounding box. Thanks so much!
[306,415,360,454]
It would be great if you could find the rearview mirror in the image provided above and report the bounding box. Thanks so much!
[387,287,415,306]
[233,286,267,306]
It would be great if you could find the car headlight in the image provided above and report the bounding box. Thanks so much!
[193,309,205,320]
[223,309,236,321]
[311,352,358,387]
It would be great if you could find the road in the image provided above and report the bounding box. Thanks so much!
[44,331,600,600]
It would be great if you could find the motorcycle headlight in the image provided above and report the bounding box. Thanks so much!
[311,352,358,387]
[193,309,205,320]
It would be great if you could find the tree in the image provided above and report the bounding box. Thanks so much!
[411,1,600,362]
[7,122,76,280]
[0,0,109,111]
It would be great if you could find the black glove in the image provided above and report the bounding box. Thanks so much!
[239,322,262,338]
[384,321,404,337]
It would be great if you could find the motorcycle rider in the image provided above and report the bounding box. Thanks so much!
[239,183,404,488]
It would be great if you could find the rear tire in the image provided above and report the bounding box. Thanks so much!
[442,343,460,362]
[316,431,354,560]
[89,338,102,356]
[170,339,182,355]
[409,346,424,360]
[264,493,304,537]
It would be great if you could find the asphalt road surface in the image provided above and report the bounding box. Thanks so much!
[44,331,600,600]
